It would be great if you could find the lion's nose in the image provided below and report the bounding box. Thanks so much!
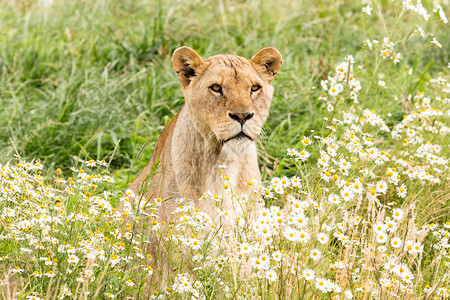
[229,112,254,125]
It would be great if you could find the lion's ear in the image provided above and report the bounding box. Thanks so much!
[172,46,204,89]
[250,47,283,81]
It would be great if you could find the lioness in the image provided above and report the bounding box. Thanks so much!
[129,46,282,222]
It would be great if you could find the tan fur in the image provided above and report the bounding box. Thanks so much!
[129,46,282,223]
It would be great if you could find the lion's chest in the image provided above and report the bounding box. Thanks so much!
[204,141,259,213]
[171,110,260,220]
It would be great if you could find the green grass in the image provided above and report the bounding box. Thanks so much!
[0,0,448,187]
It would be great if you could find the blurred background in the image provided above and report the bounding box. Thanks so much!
[0,0,448,188]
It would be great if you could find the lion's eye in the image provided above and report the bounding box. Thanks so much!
[251,84,261,92]
[209,84,222,94]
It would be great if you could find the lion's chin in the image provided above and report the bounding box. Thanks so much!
[221,137,255,157]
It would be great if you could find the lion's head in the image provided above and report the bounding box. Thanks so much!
[172,47,282,155]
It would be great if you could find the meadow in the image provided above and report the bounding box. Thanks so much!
[0,0,449,299]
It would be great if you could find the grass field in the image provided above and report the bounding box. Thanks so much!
[1,0,449,299]
[2,0,447,184]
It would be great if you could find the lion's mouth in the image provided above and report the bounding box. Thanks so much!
[224,131,253,143]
